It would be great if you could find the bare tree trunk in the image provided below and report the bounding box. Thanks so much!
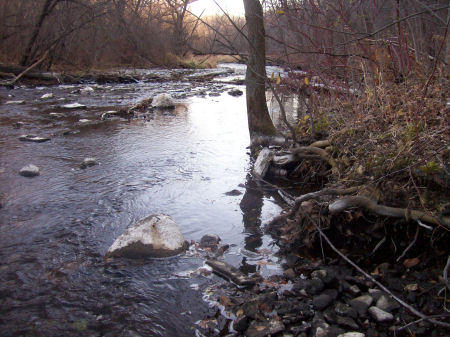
[244,0,276,138]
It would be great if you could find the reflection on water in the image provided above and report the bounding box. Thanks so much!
[0,77,282,336]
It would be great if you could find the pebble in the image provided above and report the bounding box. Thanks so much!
[335,303,358,319]
[348,285,361,296]
[199,234,221,248]
[368,306,393,322]
[337,333,365,337]
[40,93,53,100]
[349,295,373,315]
[336,316,359,330]
[80,158,98,169]
[313,294,333,310]
[376,295,400,312]
[19,164,40,177]
[62,103,87,109]
[19,135,50,143]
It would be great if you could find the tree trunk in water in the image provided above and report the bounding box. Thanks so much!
[243,0,276,138]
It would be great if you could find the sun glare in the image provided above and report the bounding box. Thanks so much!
[189,0,245,17]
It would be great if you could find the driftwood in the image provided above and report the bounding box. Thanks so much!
[206,259,261,286]
[329,196,449,229]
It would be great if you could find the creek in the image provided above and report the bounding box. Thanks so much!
[0,65,288,336]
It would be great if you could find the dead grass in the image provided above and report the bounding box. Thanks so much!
[294,73,449,214]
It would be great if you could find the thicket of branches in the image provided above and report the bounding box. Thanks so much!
[0,0,202,69]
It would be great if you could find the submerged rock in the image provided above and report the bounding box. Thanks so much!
[151,93,175,109]
[107,214,188,258]
[19,164,40,177]
[228,89,243,97]
[62,102,87,109]
[199,234,221,248]
[80,158,98,169]
[19,134,50,143]
[40,93,54,100]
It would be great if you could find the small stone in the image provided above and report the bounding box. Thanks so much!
[233,315,249,332]
[335,303,358,319]
[12,122,24,129]
[376,295,400,312]
[348,285,361,296]
[19,164,40,177]
[246,319,284,337]
[62,103,87,109]
[40,93,53,100]
[80,158,98,169]
[304,278,325,295]
[228,89,243,97]
[313,325,330,337]
[19,134,50,143]
[368,306,393,322]
[404,283,419,292]
[224,189,242,196]
[368,289,384,301]
[152,93,175,108]
[349,295,373,316]
[323,289,339,300]
[80,86,94,93]
[313,294,333,310]
[337,333,365,337]
[290,322,311,334]
[284,268,296,280]
[336,316,359,330]
[199,234,220,248]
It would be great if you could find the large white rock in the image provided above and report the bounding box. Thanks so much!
[151,93,175,108]
[107,214,188,258]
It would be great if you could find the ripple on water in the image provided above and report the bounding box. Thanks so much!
[0,75,283,336]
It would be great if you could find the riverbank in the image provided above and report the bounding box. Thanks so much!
[198,74,449,336]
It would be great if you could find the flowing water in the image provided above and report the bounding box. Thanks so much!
[0,66,285,336]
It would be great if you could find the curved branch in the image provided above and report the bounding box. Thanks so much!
[329,196,449,229]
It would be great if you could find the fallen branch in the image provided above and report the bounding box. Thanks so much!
[329,196,449,229]
[3,51,49,87]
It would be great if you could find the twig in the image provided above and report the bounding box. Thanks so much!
[396,314,450,331]
[396,225,419,262]
[444,256,450,291]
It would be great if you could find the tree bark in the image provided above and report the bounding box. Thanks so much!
[243,0,276,138]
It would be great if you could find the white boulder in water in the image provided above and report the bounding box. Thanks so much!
[151,93,175,108]
[107,214,188,258]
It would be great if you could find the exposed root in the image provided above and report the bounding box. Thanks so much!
[328,195,449,229]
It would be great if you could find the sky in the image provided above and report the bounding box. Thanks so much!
[189,0,245,17]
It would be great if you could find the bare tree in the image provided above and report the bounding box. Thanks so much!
[243,0,276,138]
